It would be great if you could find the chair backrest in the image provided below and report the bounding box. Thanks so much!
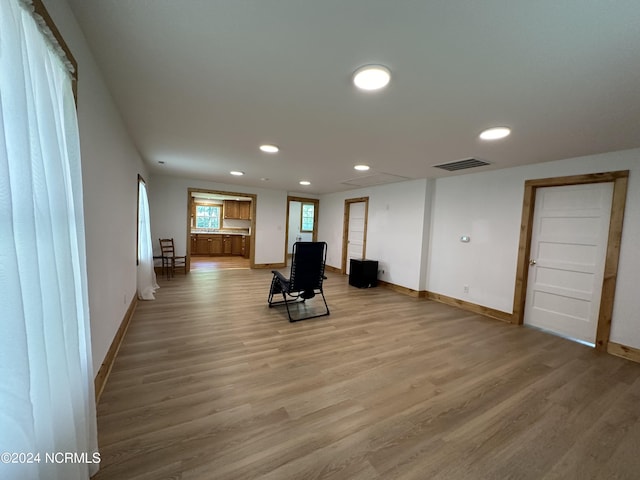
[159,238,176,258]
[289,242,327,292]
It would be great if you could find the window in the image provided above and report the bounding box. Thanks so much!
[1,0,98,477]
[301,203,315,232]
[196,204,221,229]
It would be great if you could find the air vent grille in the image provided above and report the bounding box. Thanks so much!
[433,158,490,172]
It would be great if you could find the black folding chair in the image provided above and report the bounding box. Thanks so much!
[268,242,330,322]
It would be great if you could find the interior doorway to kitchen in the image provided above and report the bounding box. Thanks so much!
[186,188,257,271]
[285,196,319,265]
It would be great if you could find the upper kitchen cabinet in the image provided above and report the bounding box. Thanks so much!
[238,201,251,220]
[223,200,251,220]
[223,200,239,219]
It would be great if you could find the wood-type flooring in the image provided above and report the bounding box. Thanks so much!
[93,266,640,479]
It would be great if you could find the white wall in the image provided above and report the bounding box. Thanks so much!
[148,175,288,265]
[427,148,640,348]
[318,179,431,290]
[44,0,148,375]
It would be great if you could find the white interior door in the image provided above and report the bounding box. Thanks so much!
[524,182,613,344]
[346,202,366,274]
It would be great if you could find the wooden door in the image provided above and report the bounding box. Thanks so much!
[524,183,613,344]
[342,198,368,275]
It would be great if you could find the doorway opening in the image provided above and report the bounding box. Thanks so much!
[512,171,629,352]
[186,188,257,271]
[342,197,369,274]
[285,196,319,265]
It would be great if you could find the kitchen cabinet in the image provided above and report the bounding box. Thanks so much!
[192,234,223,255]
[191,233,249,257]
[210,235,223,254]
[231,235,243,255]
[194,235,210,255]
[238,201,251,220]
[222,235,232,254]
[223,200,251,220]
[243,235,251,259]
[223,200,239,219]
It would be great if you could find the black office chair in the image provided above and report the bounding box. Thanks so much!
[268,242,330,322]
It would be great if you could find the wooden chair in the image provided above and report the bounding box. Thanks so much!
[159,238,186,279]
[268,242,330,322]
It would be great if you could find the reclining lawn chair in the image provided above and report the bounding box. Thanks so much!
[268,241,330,322]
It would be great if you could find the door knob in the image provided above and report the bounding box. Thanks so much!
[529,259,537,266]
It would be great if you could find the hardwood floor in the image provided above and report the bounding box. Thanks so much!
[189,255,250,271]
[94,267,640,479]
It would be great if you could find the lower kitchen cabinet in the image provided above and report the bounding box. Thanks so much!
[243,235,251,259]
[191,233,249,257]
[193,235,210,255]
[211,236,223,254]
[222,235,232,254]
[231,235,243,255]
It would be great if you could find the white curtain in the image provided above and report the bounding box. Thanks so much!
[0,1,99,479]
[137,180,159,299]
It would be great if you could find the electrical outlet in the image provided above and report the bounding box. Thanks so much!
[463,285,469,294]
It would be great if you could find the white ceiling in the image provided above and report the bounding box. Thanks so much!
[67,0,640,194]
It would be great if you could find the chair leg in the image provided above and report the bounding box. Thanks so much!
[268,276,280,306]
[268,277,330,322]
[162,257,170,280]
[319,289,330,316]
[285,289,330,323]
[282,291,295,322]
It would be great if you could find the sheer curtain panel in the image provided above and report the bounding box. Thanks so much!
[137,179,159,299]
[0,0,99,478]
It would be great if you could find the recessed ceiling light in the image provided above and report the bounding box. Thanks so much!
[299,180,311,186]
[353,65,391,91]
[479,127,511,140]
[354,164,370,171]
[260,144,279,153]
[230,171,244,176]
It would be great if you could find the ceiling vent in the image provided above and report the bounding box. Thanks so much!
[432,158,490,172]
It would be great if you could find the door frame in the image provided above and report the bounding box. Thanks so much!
[284,196,319,261]
[341,197,369,274]
[512,170,629,351]
[186,188,257,271]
